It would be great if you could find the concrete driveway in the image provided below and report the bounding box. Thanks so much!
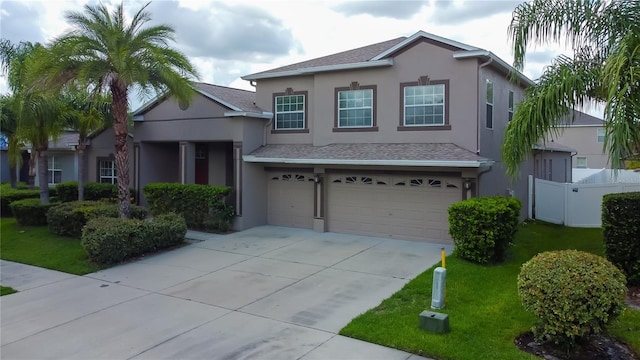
[1,226,451,359]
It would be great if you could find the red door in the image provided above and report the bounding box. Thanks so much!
[195,144,208,185]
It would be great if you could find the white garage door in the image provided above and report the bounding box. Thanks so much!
[328,174,462,243]
[267,172,314,229]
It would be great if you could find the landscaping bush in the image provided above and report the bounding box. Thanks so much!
[9,198,55,226]
[203,202,236,232]
[1,184,58,218]
[56,181,136,203]
[518,250,627,349]
[602,191,640,285]
[448,196,520,264]
[47,200,148,238]
[143,183,232,229]
[81,212,186,264]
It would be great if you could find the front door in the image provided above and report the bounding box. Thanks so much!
[195,144,208,185]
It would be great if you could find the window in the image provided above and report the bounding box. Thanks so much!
[48,156,62,185]
[275,94,305,130]
[576,157,587,169]
[99,159,117,184]
[337,88,373,128]
[508,90,514,122]
[486,79,493,129]
[597,128,605,143]
[403,84,445,126]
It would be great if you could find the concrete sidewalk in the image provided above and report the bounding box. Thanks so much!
[1,226,448,359]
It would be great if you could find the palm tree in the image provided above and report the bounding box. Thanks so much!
[60,87,112,201]
[1,40,65,202]
[0,94,23,188]
[503,0,640,177]
[33,2,199,217]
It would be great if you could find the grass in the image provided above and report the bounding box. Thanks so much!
[340,221,640,360]
[1,286,17,296]
[1,217,102,275]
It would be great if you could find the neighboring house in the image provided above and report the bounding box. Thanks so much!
[129,30,572,244]
[549,112,608,169]
[85,127,134,186]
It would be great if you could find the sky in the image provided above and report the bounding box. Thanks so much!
[0,0,569,111]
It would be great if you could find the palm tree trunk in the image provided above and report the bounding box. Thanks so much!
[28,149,36,189]
[9,164,17,189]
[37,147,50,204]
[111,81,130,218]
[77,141,86,201]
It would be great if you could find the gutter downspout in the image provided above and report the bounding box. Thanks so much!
[477,53,492,155]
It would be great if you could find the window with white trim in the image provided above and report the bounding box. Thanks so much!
[99,160,117,184]
[508,90,514,122]
[337,89,373,127]
[404,84,445,126]
[597,128,605,143]
[275,95,305,129]
[48,156,62,185]
[576,157,587,169]
[486,79,494,129]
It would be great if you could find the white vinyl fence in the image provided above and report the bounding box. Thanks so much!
[532,177,640,227]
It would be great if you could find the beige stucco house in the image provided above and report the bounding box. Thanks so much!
[129,31,572,244]
[548,112,608,169]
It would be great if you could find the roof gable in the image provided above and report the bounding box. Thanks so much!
[132,82,267,117]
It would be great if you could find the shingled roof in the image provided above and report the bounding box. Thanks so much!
[133,82,267,117]
[244,143,492,168]
[557,111,604,126]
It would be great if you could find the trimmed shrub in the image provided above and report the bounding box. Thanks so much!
[9,198,55,226]
[55,181,136,203]
[602,191,640,285]
[448,196,521,264]
[81,213,186,264]
[1,185,58,217]
[203,202,236,232]
[143,183,232,229]
[47,200,148,238]
[518,250,627,349]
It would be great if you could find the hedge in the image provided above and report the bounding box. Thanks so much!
[81,213,187,264]
[9,198,55,226]
[448,196,521,264]
[143,183,232,229]
[1,184,58,217]
[47,201,148,238]
[518,250,627,349]
[602,191,640,285]
[56,181,136,203]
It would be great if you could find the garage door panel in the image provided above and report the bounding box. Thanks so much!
[328,174,461,243]
[268,172,314,229]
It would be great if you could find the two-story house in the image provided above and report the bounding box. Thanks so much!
[548,112,608,169]
[129,31,572,244]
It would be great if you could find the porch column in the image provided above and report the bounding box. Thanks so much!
[133,143,140,203]
[313,167,326,232]
[179,141,195,184]
[233,142,242,216]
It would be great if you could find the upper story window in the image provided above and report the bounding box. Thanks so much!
[597,128,605,143]
[486,79,494,129]
[398,78,450,131]
[404,84,445,126]
[508,90,514,122]
[337,88,374,128]
[48,156,62,185]
[275,94,305,130]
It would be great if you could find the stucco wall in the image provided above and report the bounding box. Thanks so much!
[255,40,480,151]
[551,126,608,168]
[86,127,134,184]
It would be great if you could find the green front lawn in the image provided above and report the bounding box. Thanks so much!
[1,218,102,275]
[340,221,640,360]
[1,286,17,296]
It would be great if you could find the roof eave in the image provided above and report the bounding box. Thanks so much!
[242,59,394,81]
[243,155,493,168]
[453,50,535,87]
[224,111,273,119]
[132,87,244,117]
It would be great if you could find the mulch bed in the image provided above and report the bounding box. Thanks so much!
[515,287,640,360]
